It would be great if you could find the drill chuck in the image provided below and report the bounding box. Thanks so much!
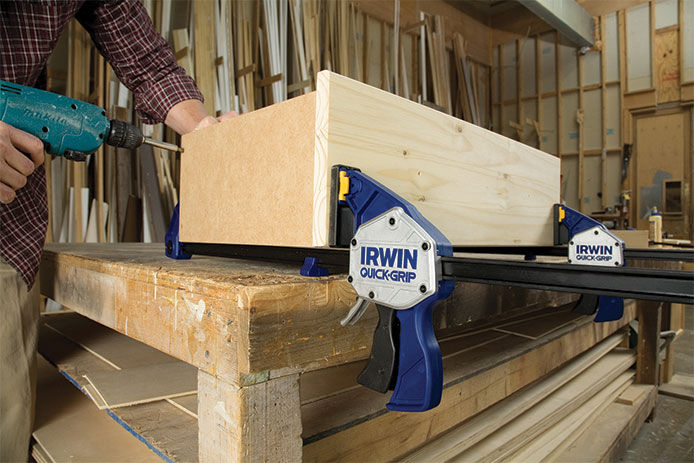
[106,119,144,150]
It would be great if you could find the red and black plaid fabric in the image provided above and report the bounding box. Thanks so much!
[0,0,202,288]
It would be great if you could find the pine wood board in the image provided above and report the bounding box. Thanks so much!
[556,384,657,462]
[451,351,636,463]
[83,361,197,410]
[400,332,627,462]
[301,303,636,462]
[33,356,161,463]
[180,71,559,248]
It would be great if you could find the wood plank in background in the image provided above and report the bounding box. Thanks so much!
[180,71,559,248]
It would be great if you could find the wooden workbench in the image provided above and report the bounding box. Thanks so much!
[41,243,637,462]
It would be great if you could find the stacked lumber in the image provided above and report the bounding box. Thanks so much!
[398,325,657,462]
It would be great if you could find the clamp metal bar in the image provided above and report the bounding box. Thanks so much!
[441,256,694,304]
[452,246,694,262]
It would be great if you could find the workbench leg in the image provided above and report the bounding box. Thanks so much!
[197,370,302,462]
[636,300,662,422]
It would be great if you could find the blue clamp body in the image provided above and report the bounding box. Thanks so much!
[165,203,191,260]
[341,168,454,412]
[556,204,624,322]
[300,257,329,277]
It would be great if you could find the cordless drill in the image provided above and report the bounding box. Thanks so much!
[0,80,182,161]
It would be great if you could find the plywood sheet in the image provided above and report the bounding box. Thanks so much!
[655,28,680,103]
[84,362,197,409]
[584,89,602,151]
[33,356,160,462]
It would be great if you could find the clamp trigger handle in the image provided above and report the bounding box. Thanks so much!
[386,296,443,412]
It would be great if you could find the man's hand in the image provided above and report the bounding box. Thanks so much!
[164,99,237,135]
[0,122,45,204]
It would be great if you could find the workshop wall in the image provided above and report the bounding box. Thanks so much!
[490,0,693,239]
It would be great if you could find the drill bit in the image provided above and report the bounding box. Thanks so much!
[143,137,184,153]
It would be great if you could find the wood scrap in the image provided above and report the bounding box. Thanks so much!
[659,373,694,400]
[83,361,197,410]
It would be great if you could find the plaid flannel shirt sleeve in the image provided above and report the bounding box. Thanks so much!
[75,0,203,124]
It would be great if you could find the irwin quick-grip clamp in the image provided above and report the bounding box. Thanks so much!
[336,167,454,412]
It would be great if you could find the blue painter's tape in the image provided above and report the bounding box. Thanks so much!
[542,136,548,142]
[542,47,551,54]
[569,132,578,139]
[607,128,614,135]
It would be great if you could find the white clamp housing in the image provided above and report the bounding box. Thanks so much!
[348,207,440,310]
[568,226,625,267]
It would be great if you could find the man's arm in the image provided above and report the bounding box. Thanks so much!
[75,1,209,132]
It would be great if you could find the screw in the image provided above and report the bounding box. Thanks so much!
[347,276,353,283]
[615,242,620,246]
[368,291,375,299]
[389,217,396,225]
[569,241,574,246]
[351,238,357,246]
[594,230,599,235]
[615,262,620,266]
[568,259,572,263]
[419,285,427,293]
[422,242,429,251]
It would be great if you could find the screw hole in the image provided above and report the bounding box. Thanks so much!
[41,126,48,133]
[419,285,427,293]
[71,104,77,110]
[98,133,103,139]
[351,238,357,246]
[368,291,375,299]
[347,276,353,283]
[422,242,429,251]
[389,217,395,225]
[594,230,599,235]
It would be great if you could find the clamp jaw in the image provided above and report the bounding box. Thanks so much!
[555,204,626,321]
[335,167,454,412]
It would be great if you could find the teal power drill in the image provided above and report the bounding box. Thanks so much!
[0,80,182,161]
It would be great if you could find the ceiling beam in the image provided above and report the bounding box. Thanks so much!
[518,0,594,48]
